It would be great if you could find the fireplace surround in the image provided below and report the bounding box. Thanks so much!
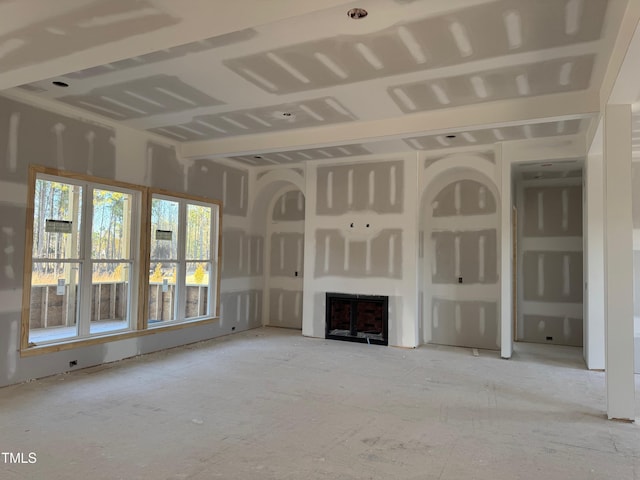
[325,292,388,345]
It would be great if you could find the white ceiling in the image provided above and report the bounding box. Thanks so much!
[1,0,634,165]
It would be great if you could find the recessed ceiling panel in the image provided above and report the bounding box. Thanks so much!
[0,0,179,71]
[405,119,583,150]
[390,55,594,113]
[224,0,607,94]
[62,29,257,80]
[58,74,223,120]
[149,97,356,141]
[229,144,371,166]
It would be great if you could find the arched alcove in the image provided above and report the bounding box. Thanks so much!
[419,165,501,350]
[250,172,305,328]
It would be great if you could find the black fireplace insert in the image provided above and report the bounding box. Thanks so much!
[325,292,388,345]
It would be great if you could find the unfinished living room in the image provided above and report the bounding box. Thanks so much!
[0,1,639,479]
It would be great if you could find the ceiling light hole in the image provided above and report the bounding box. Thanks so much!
[347,8,368,19]
[541,163,553,167]
[52,81,69,87]
[446,135,457,139]
[254,156,262,159]
[274,111,296,121]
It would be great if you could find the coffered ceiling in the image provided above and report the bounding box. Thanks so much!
[1,0,635,165]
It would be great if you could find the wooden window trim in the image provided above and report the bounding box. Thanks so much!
[20,166,223,357]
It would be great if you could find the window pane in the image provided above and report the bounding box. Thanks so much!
[32,179,82,260]
[29,261,79,343]
[150,198,179,260]
[148,262,177,324]
[92,189,132,260]
[90,262,131,334]
[186,204,211,260]
[185,262,209,318]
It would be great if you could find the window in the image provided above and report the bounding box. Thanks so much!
[25,171,141,345]
[148,192,220,326]
[21,167,222,353]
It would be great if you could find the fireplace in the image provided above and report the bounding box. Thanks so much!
[325,292,388,345]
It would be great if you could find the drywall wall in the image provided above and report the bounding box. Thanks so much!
[630,161,640,373]
[516,177,584,347]
[266,189,305,329]
[0,94,259,387]
[583,152,605,370]
[302,156,418,347]
[419,156,501,351]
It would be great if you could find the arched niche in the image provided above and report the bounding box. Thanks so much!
[250,171,305,329]
[418,162,501,350]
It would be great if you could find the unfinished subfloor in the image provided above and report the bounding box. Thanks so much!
[1,327,639,480]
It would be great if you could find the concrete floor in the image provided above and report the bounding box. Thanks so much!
[1,327,638,480]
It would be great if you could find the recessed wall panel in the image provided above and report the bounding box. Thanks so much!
[0,96,115,183]
[147,142,184,193]
[316,161,403,215]
[187,160,248,216]
[221,290,262,328]
[523,186,582,237]
[0,204,26,291]
[432,230,497,284]
[272,191,305,222]
[222,230,263,279]
[314,229,402,278]
[522,251,583,303]
[270,233,304,277]
[522,314,583,347]
[431,299,499,350]
[269,288,303,328]
[432,180,497,217]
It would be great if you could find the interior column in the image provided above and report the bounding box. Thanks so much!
[603,103,636,421]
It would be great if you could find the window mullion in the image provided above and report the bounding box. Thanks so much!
[210,205,220,317]
[78,184,93,337]
[128,192,139,330]
[176,201,188,321]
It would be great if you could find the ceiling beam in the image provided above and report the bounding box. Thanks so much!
[598,0,640,107]
[181,91,598,158]
[501,134,586,164]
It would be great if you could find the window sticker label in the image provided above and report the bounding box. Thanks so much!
[156,229,173,241]
[162,278,169,292]
[56,278,65,296]
[46,220,72,233]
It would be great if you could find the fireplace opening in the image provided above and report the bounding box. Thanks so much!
[325,292,388,345]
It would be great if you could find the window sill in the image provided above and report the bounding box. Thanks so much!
[20,317,220,357]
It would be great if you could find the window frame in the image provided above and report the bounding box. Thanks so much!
[20,167,223,356]
[146,188,222,328]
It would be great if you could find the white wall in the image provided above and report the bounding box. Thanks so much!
[584,153,605,369]
[301,154,419,347]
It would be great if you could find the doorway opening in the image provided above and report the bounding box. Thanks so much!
[512,162,584,350]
